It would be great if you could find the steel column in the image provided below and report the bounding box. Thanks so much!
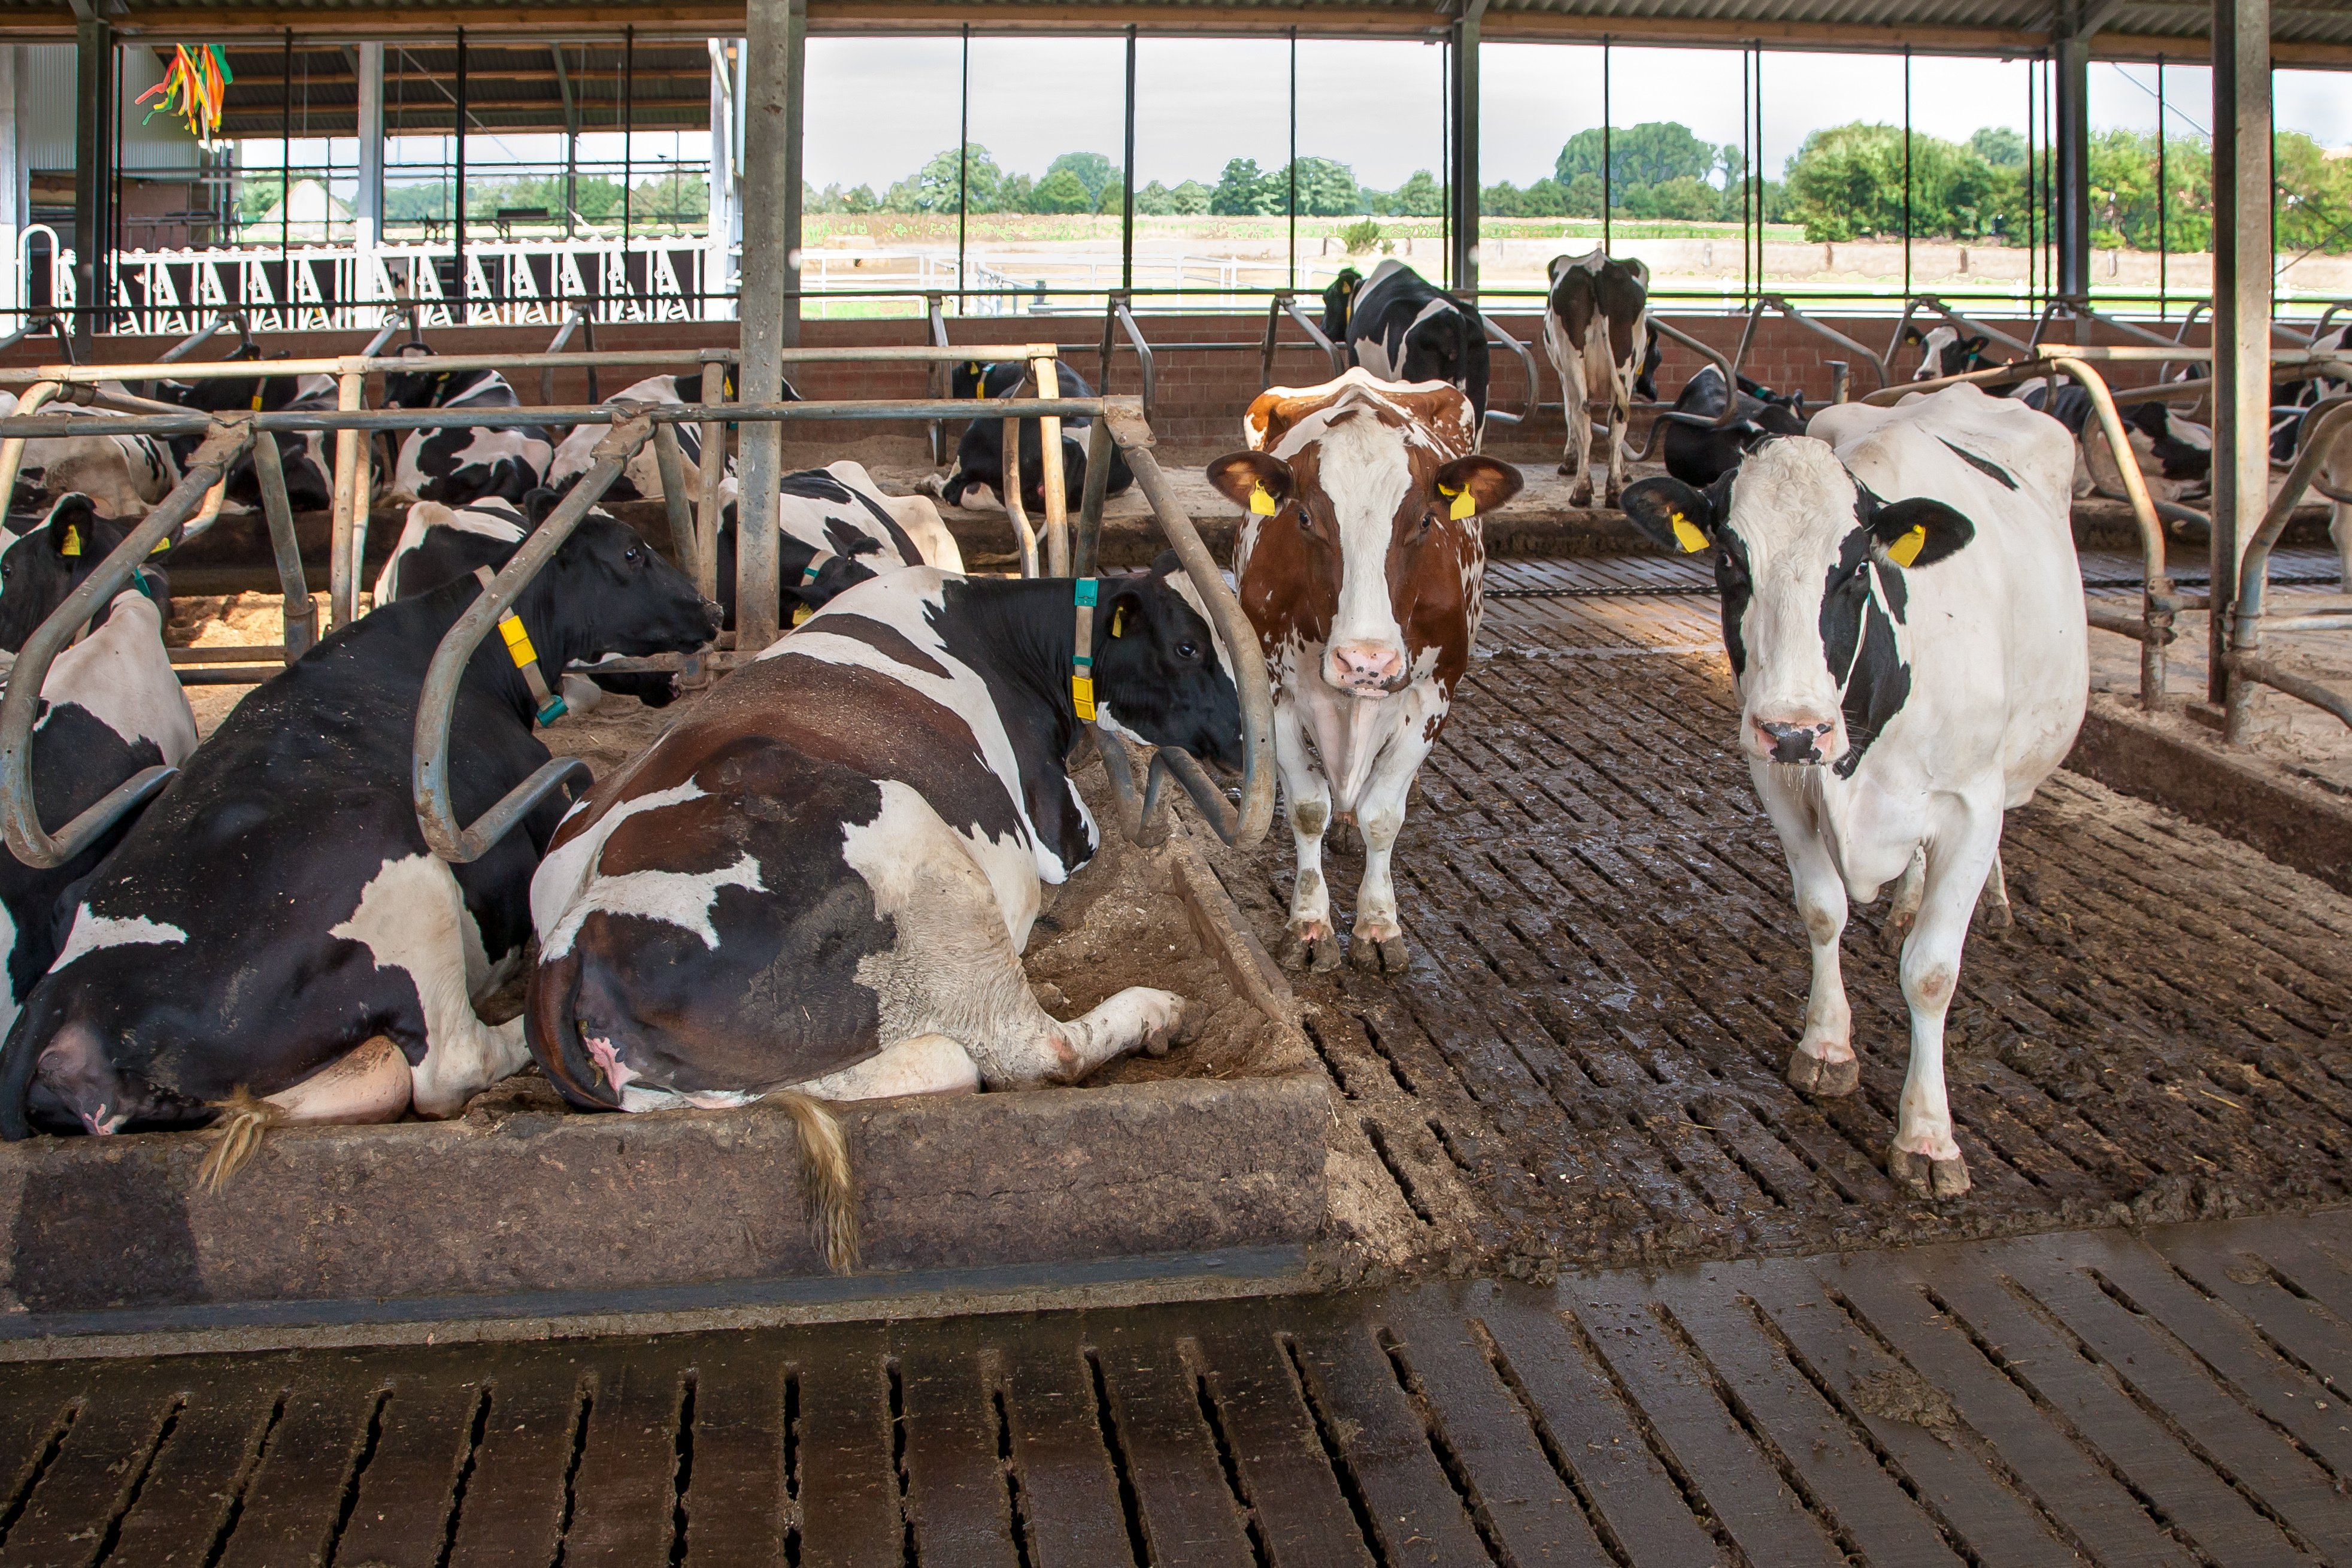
[737,0,796,652]
[356,43,384,316]
[1449,0,1484,295]
[2054,8,2092,302]
[453,29,467,320]
[2209,0,2272,706]
[71,13,113,357]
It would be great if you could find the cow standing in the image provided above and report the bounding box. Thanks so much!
[384,345,554,507]
[1543,248,1652,506]
[1620,383,2086,1198]
[0,515,719,1145]
[1323,262,1492,430]
[1210,369,1521,973]
[0,498,198,1041]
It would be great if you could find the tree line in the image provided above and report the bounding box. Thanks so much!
[802,122,2352,254]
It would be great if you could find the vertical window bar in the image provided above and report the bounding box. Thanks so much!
[1600,36,1611,257]
[1902,46,1913,302]
[956,23,969,310]
[1288,26,1298,295]
[1122,25,1136,298]
[282,28,293,308]
[1439,31,1450,288]
[2157,56,2167,317]
[623,26,635,247]
[454,28,468,319]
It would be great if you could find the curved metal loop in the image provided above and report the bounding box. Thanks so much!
[0,380,62,514]
[412,416,653,863]
[2041,357,2171,711]
[1644,319,1744,429]
[1476,313,1541,438]
[1098,401,1276,851]
[0,418,253,869]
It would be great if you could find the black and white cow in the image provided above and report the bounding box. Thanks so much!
[715,461,963,636]
[384,345,554,507]
[522,559,1240,1246]
[933,361,1134,515]
[0,515,720,1142]
[1620,384,2086,1199]
[1658,365,1807,490]
[0,498,198,1044]
[1323,260,1491,429]
[544,371,774,504]
[2011,380,2211,504]
[0,391,179,520]
[1543,248,1651,505]
[154,361,340,516]
[1907,324,2001,383]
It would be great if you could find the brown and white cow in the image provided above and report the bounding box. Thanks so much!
[1543,248,1651,506]
[1209,368,1521,973]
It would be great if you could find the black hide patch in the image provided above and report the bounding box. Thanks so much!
[1936,436,2020,491]
[1817,527,1911,779]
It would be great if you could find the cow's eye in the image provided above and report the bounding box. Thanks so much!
[623,547,641,563]
[1175,640,1200,662]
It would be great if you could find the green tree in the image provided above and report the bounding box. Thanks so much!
[1555,121,1717,193]
[1389,169,1443,217]
[1210,157,1280,216]
[1969,125,2028,169]
[1290,157,1363,216]
[1482,180,1526,218]
[883,145,1001,214]
[2271,130,2350,256]
[1029,167,1095,214]
[1782,122,2018,242]
[1621,175,1726,222]
[1044,151,1119,208]
[1519,177,1569,217]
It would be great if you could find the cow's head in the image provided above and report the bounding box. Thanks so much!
[511,515,721,691]
[381,342,451,410]
[0,495,171,654]
[1323,269,1365,341]
[1621,438,1974,772]
[1213,372,1520,699]
[1633,336,1665,402]
[1091,553,1244,769]
[1910,325,1992,383]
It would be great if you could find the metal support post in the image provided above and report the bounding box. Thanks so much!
[355,43,384,320]
[1449,1,1485,296]
[2054,8,2092,303]
[696,357,726,602]
[736,0,796,651]
[2209,0,2271,706]
[71,12,114,358]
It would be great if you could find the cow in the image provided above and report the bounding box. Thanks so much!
[523,557,1242,1261]
[1658,365,1807,490]
[0,497,198,1043]
[0,391,179,521]
[153,362,340,517]
[544,370,771,504]
[0,514,720,1153]
[2009,380,2210,504]
[932,360,1133,515]
[1907,324,2001,382]
[383,344,554,507]
[1207,368,1521,974]
[1323,260,1492,430]
[1543,248,1652,505]
[1617,383,2086,1199]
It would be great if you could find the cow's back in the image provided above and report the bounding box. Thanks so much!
[1824,386,2085,804]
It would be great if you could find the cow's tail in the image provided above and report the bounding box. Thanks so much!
[771,1090,858,1273]
[197,1087,283,1193]
[525,947,614,1109]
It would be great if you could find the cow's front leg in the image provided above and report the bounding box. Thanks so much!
[1345,717,1436,975]
[2332,496,2352,587]
[1272,705,1341,973]
[1781,827,1857,1097]
[1886,820,2001,1200]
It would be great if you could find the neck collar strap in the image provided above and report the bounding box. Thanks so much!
[1071,577,1098,721]
[472,566,566,726]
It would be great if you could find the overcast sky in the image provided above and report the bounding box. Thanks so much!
[801,37,2351,196]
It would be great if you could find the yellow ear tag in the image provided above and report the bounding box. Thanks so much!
[1248,483,1278,516]
[1669,512,1708,554]
[1110,604,1128,638]
[1442,484,1475,521]
[792,603,813,626]
[59,527,79,557]
[1886,524,1927,568]
[148,535,171,556]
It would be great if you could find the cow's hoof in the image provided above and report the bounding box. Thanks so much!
[1557,461,1575,477]
[1348,933,1411,975]
[1787,1048,1859,1097]
[1887,1146,1971,1199]
[1975,900,2014,933]
[1141,1020,1178,1058]
[1279,927,1342,973]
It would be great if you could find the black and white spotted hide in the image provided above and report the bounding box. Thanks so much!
[0,514,721,1141]
[384,347,554,507]
[936,360,1133,515]
[716,461,965,640]
[1322,259,1492,426]
[0,391,180,521]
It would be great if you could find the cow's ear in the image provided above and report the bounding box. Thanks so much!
[1206,451,1293,516]
[1869,496,1975,569]
[44,495,96,560]
[1432,456,1522,520]
[1964,335,1990,360]
[523,488,562,529]
[1620,477,1717,555]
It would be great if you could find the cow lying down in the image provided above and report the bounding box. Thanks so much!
[932,360,1135,516]
[713,460,964,633]
[384,344,555,507]
[1620,383,2086,1199]
[0,498,199,1040]
[0,515,719,1166]
[524,558,1241,1258]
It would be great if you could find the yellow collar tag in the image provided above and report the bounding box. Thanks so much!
[1072,674,1096,721]
[1886,524,1927,568]
[59,527,79,557]
[249,390,265,412]
[1669,512,1709,554]
[792,603,814,626]
[1441,483,1475,521]
[1248,483,1278,516]
[496,611,539,671]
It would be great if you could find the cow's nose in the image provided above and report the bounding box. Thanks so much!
[1327,642,1404,691]
[1756,719,1835,765]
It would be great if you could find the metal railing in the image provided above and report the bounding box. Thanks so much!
[2227,395,2352,744]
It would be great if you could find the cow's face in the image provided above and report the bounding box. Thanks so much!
[1213,380,1519,698]
[0,495,158,654]
[381,344,447,410]
[531,515,722,669]
[1091,557,1244,769]
[1621,440,1974,770]
[1911,326,1991,382]
[1323,269,1363,341]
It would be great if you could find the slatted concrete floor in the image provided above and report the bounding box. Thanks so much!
[2,1208,2346,1566]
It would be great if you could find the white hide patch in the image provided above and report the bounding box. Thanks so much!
[1274,401,1417,659]
[34,595,197,765]
[331,853,496,999]
[541,850,764,960]
[372,499,527,603]
[530,778,709,944]
[52,906,187,973]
